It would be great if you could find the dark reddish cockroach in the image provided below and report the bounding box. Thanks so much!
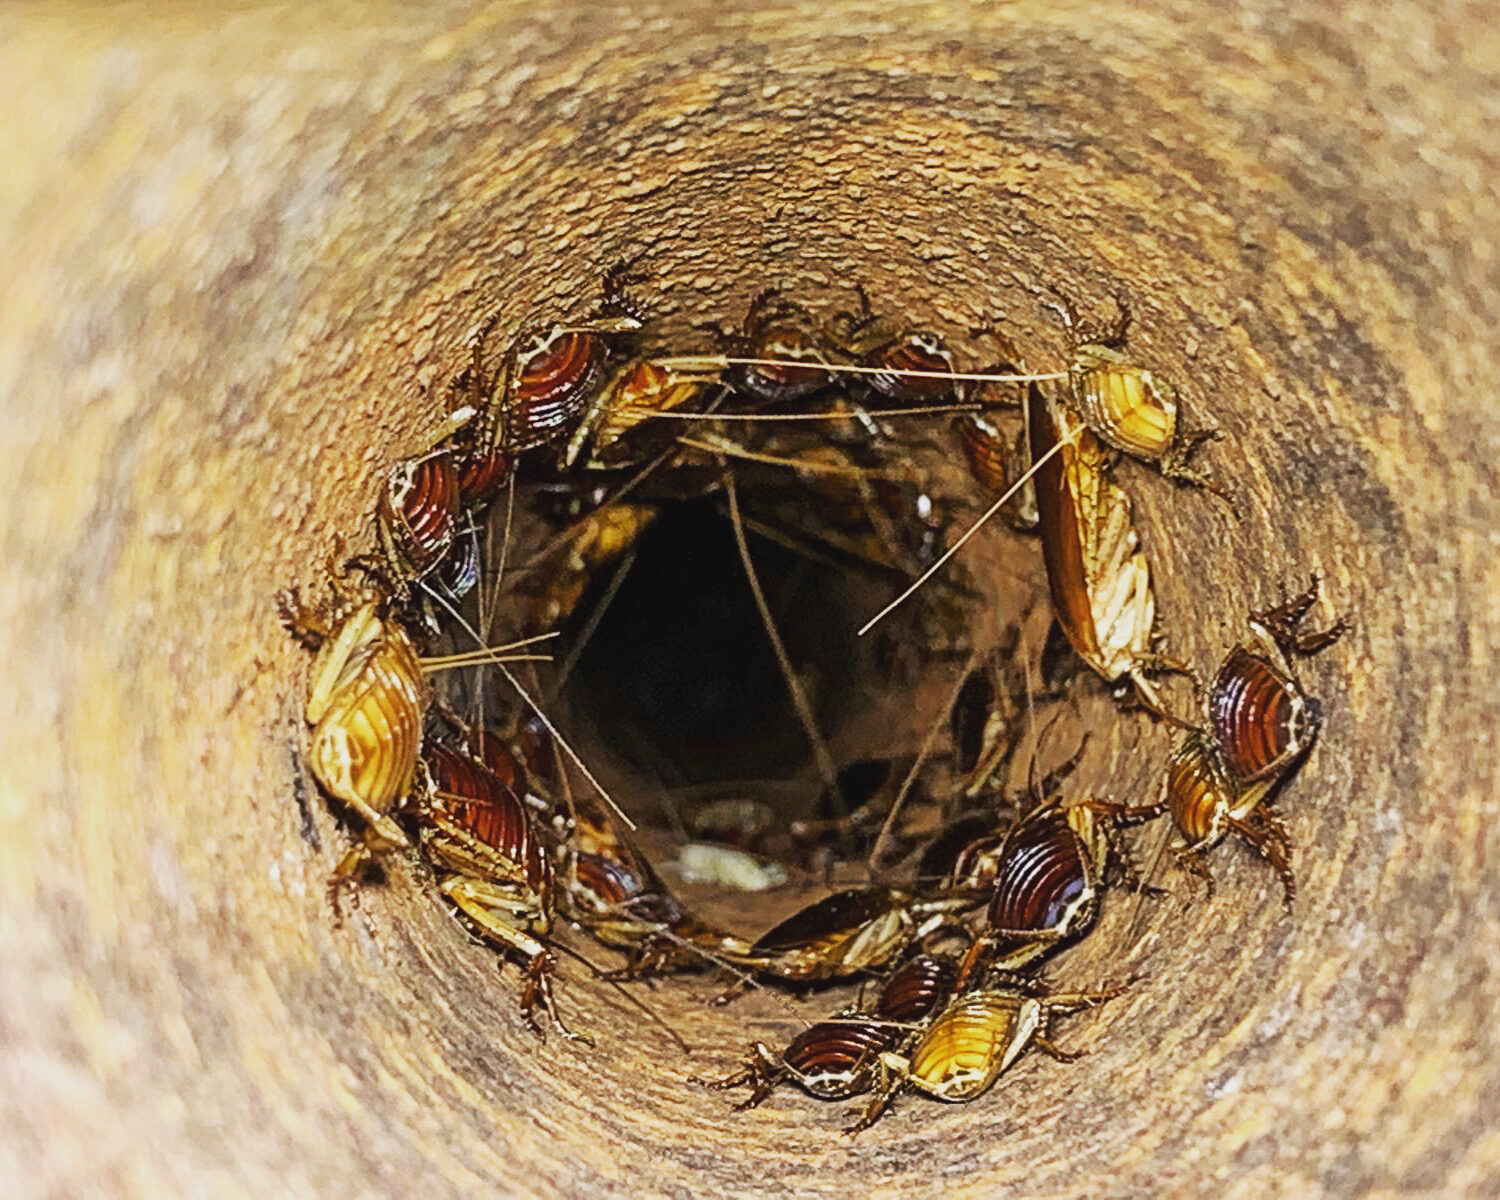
[561,810,750,977]
[695,1019,905,1110]
[711,290,836,405]
[419,741,585,1040]
[468,266,643,456]
[718,887,920,988]
[875,952,959,1025]
[957,413,1038,531]
[854,331,958,407]
[1209,575,1348,785]
[1088,577,1346,906]
[377,449,461,583]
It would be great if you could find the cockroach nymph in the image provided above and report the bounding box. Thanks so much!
[1091,577,1347,905]
[707,289,836,406]
[376,449,461,585]
[279,589,426,858]
[470,263,644,458]
[696,1019,905,1110]
[420,740,586,1040]
[847,981,1126,1134]
[1053,292,1223,496]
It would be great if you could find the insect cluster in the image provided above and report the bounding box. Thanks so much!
[280,266,1348,1132]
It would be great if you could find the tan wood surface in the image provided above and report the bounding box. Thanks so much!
[0,2,1496,1196]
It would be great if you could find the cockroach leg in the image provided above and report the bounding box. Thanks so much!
[1170,843,1217,900]
[1227,809,1297,909]
[1032,1034,1084,1062]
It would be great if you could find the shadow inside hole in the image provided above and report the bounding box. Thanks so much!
[558,496,863,802]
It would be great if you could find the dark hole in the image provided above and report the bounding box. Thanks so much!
[557,495,863,804]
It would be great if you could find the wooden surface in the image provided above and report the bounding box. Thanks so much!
[1,1,1497,1196]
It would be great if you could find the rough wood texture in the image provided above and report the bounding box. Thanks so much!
[1,2,1497,1196]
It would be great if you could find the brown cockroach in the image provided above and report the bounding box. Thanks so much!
[716,886,965,994]
[563,358,716,469]
[847,980,1125,1134]
[957,412,1039,532]
[696,1018,906,1110]
[1026,382,1181,716]
[420,740,586,1039]
[874,951,960,1025]
[1091,577,1347,905]
[1053,294,1222,495]
[961,800,1111,974]
[695,951,959,1112]
[561,810,751,977]
[376,448,461,585]
[468,265,644,457]
[707,289,837,406]
[279,591,426,856]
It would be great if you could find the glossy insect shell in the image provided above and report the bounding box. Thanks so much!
[425,742,553,903]
[379,451,460,578]
[571,359,709,465]
[781,1020,903,1099]
[1209,645,1319,784]
[877,953,958,1024]
[987,804,1102,941]
[1164,732,1252,846]
[1070,343,1178,462]
[1026,384,1155,684]
[731,297,833,403]
[501,328,608,452]
[958,414,1039,531]
[861,333,955,404]
[750,887,899,953]
[906,992,1041,1102]
[456,446,511,509]
[430,528,479,600]
[305,602,425,827]
[474,727,528,796]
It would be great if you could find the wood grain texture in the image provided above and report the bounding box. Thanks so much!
[0,1,1497,1196]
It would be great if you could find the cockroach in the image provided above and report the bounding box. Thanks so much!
[957,413,1038,532]
[1025,383,1180,716]
[696,1019,905,1110]
[964,800,1110,974]
[875,951,959,1025]
[420,741,584,1039]
[469,265,643,457]
[1210,575,1348,785]
[377,449,461,584]
[847,981,1125,1133]
[1054,294,1221,494]
[718,886,960,992]
[708,290,836,406]
[279,592,426,855]
[1089,577,1346,905]
[563,358,715,469]
[825,285,959,408]
[561,811,751,977]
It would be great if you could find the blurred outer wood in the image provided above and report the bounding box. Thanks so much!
[0,1,1497,1195]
